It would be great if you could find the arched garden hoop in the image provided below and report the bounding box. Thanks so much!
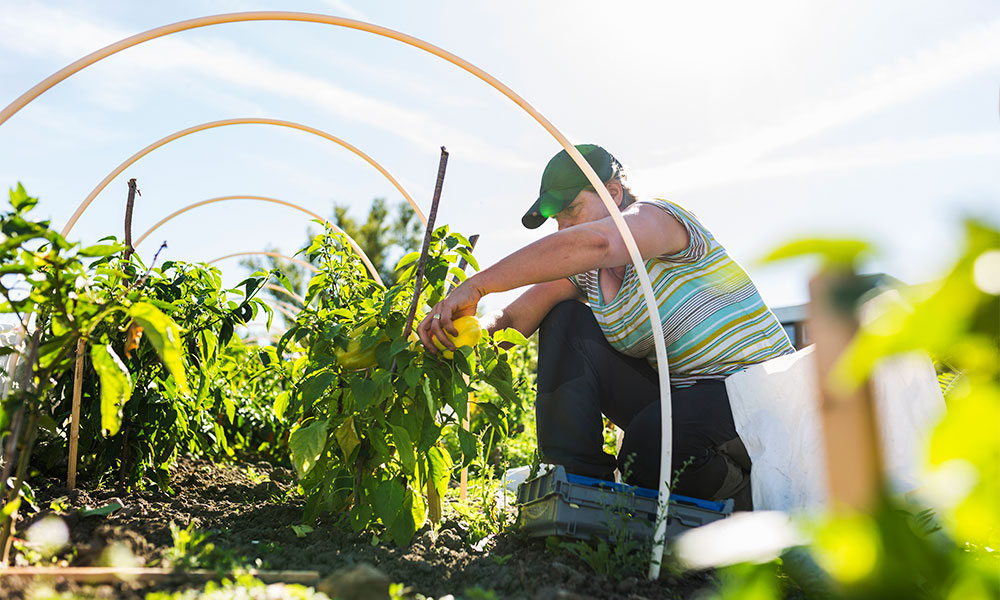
[209,251,319,273]
[134,194,383,286]
[0,12,674,577]
[60,117,426,239]
[264,283,305,306]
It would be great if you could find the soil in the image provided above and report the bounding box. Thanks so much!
[3,457,726,599]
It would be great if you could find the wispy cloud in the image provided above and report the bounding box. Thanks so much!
[635,18,1000,194]
[318,0,369,21]
[716,132,1000,185]
[0,4,533,170]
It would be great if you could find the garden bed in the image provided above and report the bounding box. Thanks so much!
[5,457,720,599]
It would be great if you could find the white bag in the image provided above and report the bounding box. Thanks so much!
[725,345,946,513]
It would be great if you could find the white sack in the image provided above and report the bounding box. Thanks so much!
[725,345,946,513]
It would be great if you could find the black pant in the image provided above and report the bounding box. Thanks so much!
[535,301,753,510]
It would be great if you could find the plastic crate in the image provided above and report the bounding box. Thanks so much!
[516,465,733,541]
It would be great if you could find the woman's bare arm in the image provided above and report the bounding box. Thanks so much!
[417,203,687,351]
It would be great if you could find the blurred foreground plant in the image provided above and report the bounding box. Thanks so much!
[694,219,999,599]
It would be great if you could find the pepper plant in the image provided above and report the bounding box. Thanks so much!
[0,184,179,550]
[0,184,291,557]
[280,225,524,545]
[33,255,285,488]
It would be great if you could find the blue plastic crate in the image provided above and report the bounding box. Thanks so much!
[516,465,733,542]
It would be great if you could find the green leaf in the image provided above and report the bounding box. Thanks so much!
[289,419,328,478]
[91,344,133,437]
[129,302,190,394]
[335,417,361,458]
[427,446,453,500]
[417,416,441,453]
[79,502,122,517]
[455,246,479,271]
[2,497,21,519]
[351,377,378,411]
[476,402,508,436]
[403,365,421,389]
[290,524,314,538]
[375,478,405,526]
[458,428,477,468]
[223,394,236,424]
[273,391,290,421]
[453,346,474,376]
[79,243,124,257]
[493,327,528,347]
[390,490,421,546]
[391,425,416,474]
[9,183,37,212]
[301,371,336,410]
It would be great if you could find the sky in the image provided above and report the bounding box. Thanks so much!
[1,0,997,322]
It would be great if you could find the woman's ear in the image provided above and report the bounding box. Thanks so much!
[606,180,625,207]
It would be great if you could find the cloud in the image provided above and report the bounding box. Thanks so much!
[0,3,533,170]
[635,18,1000,194]
[317,0,369,21]
[710,132,1000,186]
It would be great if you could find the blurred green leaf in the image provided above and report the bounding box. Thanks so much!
[9,183,37,212]
[79,243,124,257]
[760,238,874,271]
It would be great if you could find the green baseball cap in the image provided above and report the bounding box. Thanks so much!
[521,144,622,229]
[522,144,619,229]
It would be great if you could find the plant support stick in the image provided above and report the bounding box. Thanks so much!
[402,146,449,340]
[123,178,139,261]
[67,338,85,489]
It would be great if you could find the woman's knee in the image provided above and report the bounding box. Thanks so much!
[539,300,601,345]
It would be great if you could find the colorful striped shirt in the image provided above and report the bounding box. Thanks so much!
[569,199,794,387]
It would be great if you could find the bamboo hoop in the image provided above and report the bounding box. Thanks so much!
[264,283,305,305]
[133,194,382,284]
[271,303,300,323]
[58,117,425,239]
[0,12,672,577]
[208,251,319,273]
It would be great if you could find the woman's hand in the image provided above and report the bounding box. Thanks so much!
[416,278,483,354]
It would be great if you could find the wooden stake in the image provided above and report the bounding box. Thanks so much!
[443,234,478,504]
[123,178,139,262]
[401,147,449,341]
[808,271,884,511]
[400,147,449,521]
[67,338,85,489]
[460,400,469,502]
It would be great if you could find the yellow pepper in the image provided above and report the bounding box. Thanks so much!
[432,315,482,359]
[335,320,385,370]
[335,320,421,370]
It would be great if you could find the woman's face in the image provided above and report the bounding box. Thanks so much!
[554,181,623,231]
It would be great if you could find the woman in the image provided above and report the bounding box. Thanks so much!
[417,145,793,510]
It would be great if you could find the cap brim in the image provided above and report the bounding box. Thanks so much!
[521,189,579,229]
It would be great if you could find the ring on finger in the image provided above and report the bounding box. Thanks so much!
[431,313,442,320]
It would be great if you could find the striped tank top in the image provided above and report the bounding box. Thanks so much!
[569,199,794,387]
